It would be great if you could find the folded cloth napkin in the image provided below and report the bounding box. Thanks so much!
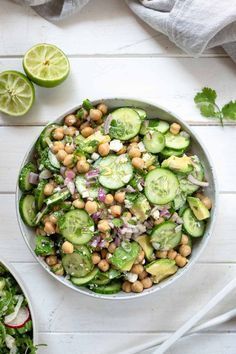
[14,0,236,62]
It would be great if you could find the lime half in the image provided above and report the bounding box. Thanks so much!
[23,43,70,88]
[0,71,35,116]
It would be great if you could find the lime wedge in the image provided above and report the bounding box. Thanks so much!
[0,71,35,116]
[23,43,70,88]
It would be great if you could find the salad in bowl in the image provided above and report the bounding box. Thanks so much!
[17,98,216,298]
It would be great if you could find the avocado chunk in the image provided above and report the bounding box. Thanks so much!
[126,193,151,222]
[187,197,210,220]
[162,155,193,174]
[136,234,155,261]
[110,241,140,271]
[145,259,178,284]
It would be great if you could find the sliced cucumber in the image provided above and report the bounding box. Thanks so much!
[182,208,205,237]
[62,252,94,278]
[40,124,60,148]
[97,155,133,189]
[75,175,99,199]
[143,131,165,153]
[89,280,122,294]
[58,209,94,245]
[144,168,179,205]
[48,150,60,169]
[140,120,170,135]
[178,157,204,195]
[160,148,185,159]
[134,108,147,121]
[109,108,141,140]
[89,269,121,286]
[45,189,70,206]
[151,221,182,251]
[35,180,47,210]
[173,191,187,210]
[18,162,37,192]
[71,267,99,286]
[165,132,190,150]
[19,194,36,227]
[178,177,199,195]
[40,148,60,173]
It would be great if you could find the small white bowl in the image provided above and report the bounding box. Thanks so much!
[16,98,218,300]
[0,257,38,345]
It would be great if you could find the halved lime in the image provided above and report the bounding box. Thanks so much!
[23,43,70,88]
[0,71,35,116]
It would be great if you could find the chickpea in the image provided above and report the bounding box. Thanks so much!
[63,154,75,167]
[110,205,122,217]
[108,242,116,254]
[130,136,139,143]
[80,121,90,130]
[201,196,212,210]
[98,220,110,233]
[98,259,110,272]
[90,108,103,121]
[122,281,132,293]
[98,142,110,157]
[92,252,101,265]
[148,165,156,171]
[167,250,177,260]
[62,241,74,254]
[154,217,165,225]
[128,146,141,158]
[64,114,77,126]
[73,199,85,209]
[181,234,189,245]
[175,254,188,268]
[44,221,56,235]
[138,270,148,280]
[132,157,144,169]
[97,103,108,115]
[44,183,54,196]
[179,244,192,257]
[76,160,90,173]
[52,141,65,153]
[114,191,125,204]
[81,126,94,138]
[46,255,57,266]
[131,280,144,293]
[156,250,168,259]
[170,122,181,135]
[141,277,153,289]
[57,149,67,162]
[101,249,108,259]
[53,127,64,140]
[85,201,98,215]
[104,194,114,205]
[49,214,57,224]
[64,126,76,136]
[117,146,127,155]
[135,250,145,264]
[52,263,64,276]
[64,144,75,154]
[131,264,144,275]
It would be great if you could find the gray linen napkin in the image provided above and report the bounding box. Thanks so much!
[13,0,236,62]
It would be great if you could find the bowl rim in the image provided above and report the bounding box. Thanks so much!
[15,97,218,300]
[0,256,38,344]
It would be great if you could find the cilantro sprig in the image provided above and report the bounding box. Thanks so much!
[194,87,236,126]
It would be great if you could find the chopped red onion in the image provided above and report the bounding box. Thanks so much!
[98,188,106,202]
[114,237,121,247]
[65,169,75,180]
[104,114,113,134]
[99,239,106,248]
[39,169,52,180]
[187,174,209,187]
[160,208,171,218]
[92,212,101,221]
[90,235,101,248]
[60,166,66,176]
[124,185,136,193]
[66,181,75,195]
[86,169,99,180]
[28,172,39,185]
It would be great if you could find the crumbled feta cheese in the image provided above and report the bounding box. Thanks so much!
[82,191,89,198]
[142,153,151,162]
[138,142,146,152]
[117,154,128,163]
[137,182,143,191]
[137,224,146,234]
[110,139,123,152]
[152,242,161,250]
[122,174,132,183]
[91,152,100,161]
[125,272,138,283]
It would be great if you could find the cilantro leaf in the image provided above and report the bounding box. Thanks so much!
[194,87,217,104]
[199,103,217,118]
[222,101,236,120]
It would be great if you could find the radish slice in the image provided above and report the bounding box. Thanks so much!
[4,295,23,324]
[5,306,30,329]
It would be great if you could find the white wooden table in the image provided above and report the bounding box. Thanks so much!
[0,1,236,353]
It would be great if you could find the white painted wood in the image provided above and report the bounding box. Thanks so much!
[0,58,235,126]
[0,0,224,57]
[0,126,235,192]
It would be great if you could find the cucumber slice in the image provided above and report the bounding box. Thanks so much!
[134,108,147,121]
[18,162,37,192]
[89,269,121,286]
[97,155,133,190]
[45,189,70,206]
[145,168,179,205]
[178,177,199,195]
[71,267,99,286]
[90,280,122,294]
[58,209,94,245]
[40,148,60,173]
[75,175,99,199]
[35,180,47,210]
[140,120,170,135]
[109,108,141,140]
[19,194,36,227]
[173,191,187,210]
[62,252,93,278]
[182,208,205,237]
[143,131,165,153]
[151,221,182,251]
[40,124,60,148]
[75,245,92,259]
[178,157,204,195]
[160,148,185,159]
[165,132,190,150]
[48,150,60,169]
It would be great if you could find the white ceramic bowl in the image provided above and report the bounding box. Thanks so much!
[16,98,218,300]
[0,257,38,344]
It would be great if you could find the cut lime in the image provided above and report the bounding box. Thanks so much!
[23,43,70,88]
[0,70,35,116]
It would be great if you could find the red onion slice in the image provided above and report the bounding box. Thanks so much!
[65,169,75,180]
[28,172,39,185]
[39,169,52,180]
[98,188,106,202]
[188,174,209,187]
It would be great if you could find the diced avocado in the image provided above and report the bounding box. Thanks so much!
[162,155,193,174]
[145,259,178,284]
[136,234,154,261]
[110,241,140,271]
[129,193,151,222]
[75,131,110,153]
[187,197,210,220]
